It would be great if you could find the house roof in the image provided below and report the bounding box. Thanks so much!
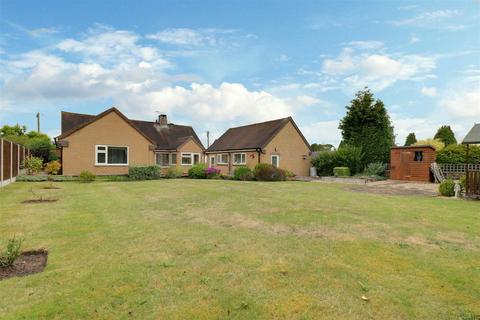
[206,117,311,152]
[58,107,204,150]
[462,123,480,144]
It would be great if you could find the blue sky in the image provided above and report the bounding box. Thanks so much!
[1,0,479,146]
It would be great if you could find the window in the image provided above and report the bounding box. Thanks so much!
[233,153,246,165]
[217,154,229,164]
[181,153,201,165]
[414,151,423,162]
[96,145,128,165]
[156,153,176,167]
[271,155,280,167]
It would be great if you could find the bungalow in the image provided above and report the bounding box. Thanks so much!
[205,117,312,176]
[56,107,204,176]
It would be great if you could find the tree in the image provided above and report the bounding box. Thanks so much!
[311,143,335,152]
[413,139,445,151]
[0,123,54,162]
[338,88,395,165]
[404,132,417,146]
[434,125,457,146]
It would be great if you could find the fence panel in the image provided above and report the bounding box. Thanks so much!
[0,138,30,187]
[466,171,480,196]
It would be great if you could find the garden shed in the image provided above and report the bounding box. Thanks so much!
[390,145,436,182]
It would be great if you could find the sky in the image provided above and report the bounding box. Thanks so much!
[0,0,479,147]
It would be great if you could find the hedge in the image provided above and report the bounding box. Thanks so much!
[128,166,161,180]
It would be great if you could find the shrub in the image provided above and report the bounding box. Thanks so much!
[16,175,48,182]
[253,163,286,181]
[79,170,96,182]
[188,163,208,179]
[27,137,53,163]
[165,166,183,179]
[436,144,480,164]
[311,145,364,176]
[333,167,350,177]
[439,179,455,197]
[0,236,23,268]
[233,166,254,181]
[336,145,364,174]
[413,139,445,151]
[363,162,387,176]
[23,156,43,175]
[45,160,61,175]
[311,151,337,176]
[205,167,221,179]
[128,166,160,180]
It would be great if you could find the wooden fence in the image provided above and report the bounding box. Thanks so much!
[0,139,30,187]
[466,171,480,197]
[439,163,480,179]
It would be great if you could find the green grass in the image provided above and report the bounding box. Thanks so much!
[0,180,479,319]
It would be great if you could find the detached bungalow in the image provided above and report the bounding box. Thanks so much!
[205,117,311,176]
[57,107,204,176]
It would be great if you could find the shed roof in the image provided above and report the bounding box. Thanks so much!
[462,123,480,144]
[391,145,436,150]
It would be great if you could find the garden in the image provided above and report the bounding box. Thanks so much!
[0,178,479,319]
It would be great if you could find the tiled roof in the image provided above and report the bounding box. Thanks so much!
[59,108,204,150]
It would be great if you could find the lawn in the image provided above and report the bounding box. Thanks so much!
[0,179,479,319]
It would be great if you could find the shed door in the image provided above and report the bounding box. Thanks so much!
[401,151,411,179]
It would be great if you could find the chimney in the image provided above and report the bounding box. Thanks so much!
[158,114,168,125]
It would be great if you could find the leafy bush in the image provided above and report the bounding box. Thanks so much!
[311,145,364,176]
[439,179,455,197]
[23,156,43,175]
[79,170,96,182]
[363,162,387,176]
[165,166,183,179]
[16,175,48,182]
[334,167,350,177]
[233,166,254,181]
[0,236,23,268]
[27,137,53,163]
[311,151,338,176]
[253,163,286,181]
[413,139,445,151]
[48,150,59,161]
[285,170,296,178]
[336,145,364,174]
[436,144,480,164]
[205,167,221,179]
[188,163,207,179]
[45,160,61,175]
[128,166,160,180]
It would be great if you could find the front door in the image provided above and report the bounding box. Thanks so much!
[209,155,215,167]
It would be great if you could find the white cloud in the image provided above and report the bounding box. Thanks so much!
[29,27,59,37]
[347,40,384,50]
[146,28,236,47]
[410,35,420,44]
[392,10,459,26]
[321,45,436,91]
[440,90,480,118]
[421,87,437,97]
[300,120,341,146]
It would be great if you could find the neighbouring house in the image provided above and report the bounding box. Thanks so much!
[390,145,436,182]
[56,107,204,176]
[205,117,312,176]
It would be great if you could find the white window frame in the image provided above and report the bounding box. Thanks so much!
[271,154,280,168]
[95,145,129,166]
[217,154,229,165]
[156,152,177,167]
[181,152,201,166]
[233,153,246,165]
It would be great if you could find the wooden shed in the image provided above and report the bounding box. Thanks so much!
[390,146,436,182]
